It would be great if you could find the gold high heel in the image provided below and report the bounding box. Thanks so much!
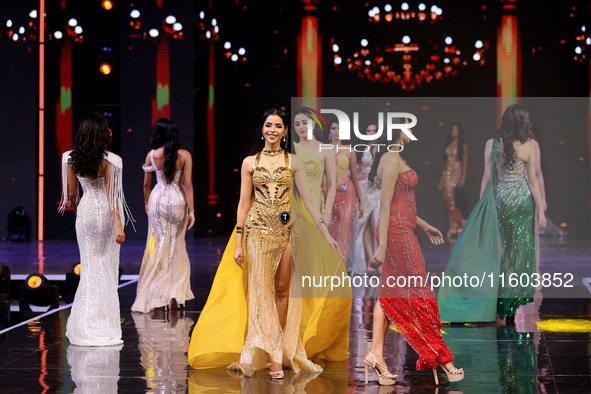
[364,352,396,386]
[433,363,464,385]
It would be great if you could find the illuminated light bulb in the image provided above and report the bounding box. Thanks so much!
[402,35,411,44]
[54,30,63,39]
[149,29,159,37]
[444,58,450,64]
[99,62,112,75]
[361,38,368,47]
[334,56,342,65]
[173,22,182,31]
[418,3,426,11]
[372,6,379,14]
[231,54,238,62]
[445,36,452,45]
[384,4,392,12]
[74,26,82,34]
[6,19,12,27]
[224,41,231,49]
[575,46,582,54]
[199,11,205,19]
[238,47,245,55]
[401,2,409,11]
[12,33,18,41]
[19,26,25,34]
[582,25,586,32]
[475,40,483,48]
[586,37,591,45]
[365,60,371,66]
[431,5,437,13]
[332,43,339,52]
[211,18,217,26]
[473,53,481,61]
[130,9,140,18]
[29,10,38,18]
[436,7,443,15]
[368,10,375,17]
[68,18,77,27]
[205,31,211,38]
[165,15,176,24]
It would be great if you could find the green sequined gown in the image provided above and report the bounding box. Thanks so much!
[493,145,535,318]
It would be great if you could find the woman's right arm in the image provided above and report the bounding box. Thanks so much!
[234,156,254,267]
[368,154,399,268]
[67,163,79,213]
[142,152,153,214]
[479,138,493,198]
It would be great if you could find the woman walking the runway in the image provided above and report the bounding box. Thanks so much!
[364,119,464,386]
[188,108,348,379]
[59,113,131,346]
[132,118,195,313]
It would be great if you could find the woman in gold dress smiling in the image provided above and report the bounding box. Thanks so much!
[188,109,348,379]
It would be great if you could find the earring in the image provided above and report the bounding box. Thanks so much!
[261,135,264,140]
[282,135,287,142]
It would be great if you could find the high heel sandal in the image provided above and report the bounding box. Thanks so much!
[364,352,396,386]
[432,363,464,385]
[270,370,284,380]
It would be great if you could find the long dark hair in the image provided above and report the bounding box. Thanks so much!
[69,113,110,177]
[291,107,330,144]
[251,108,290,155]
[498,104,531,168]
[150,118,181,183]
[368,113,404,186]
[443,123,466,164]
[355,121,378,163]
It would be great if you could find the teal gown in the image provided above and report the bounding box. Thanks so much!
[438,138,536,321]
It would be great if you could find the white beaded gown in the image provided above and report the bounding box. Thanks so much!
[60,150,131,347]
[131,150,194,313]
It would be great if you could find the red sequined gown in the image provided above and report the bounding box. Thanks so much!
[378,169,454,370]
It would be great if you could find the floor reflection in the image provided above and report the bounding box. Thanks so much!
[67,344,123,393]
[132,310,195,392]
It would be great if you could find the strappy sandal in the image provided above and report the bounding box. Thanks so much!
[433,363,464,385]
[364,352,396,386]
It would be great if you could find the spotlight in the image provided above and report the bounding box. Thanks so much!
[401,2,409,11]
[475,40,483,49]
[445,36,452,45]
[68,18,78,27]
[384,4,392,12]
[334,56,342,65]
[402,35,411,44]
[238,47,245,55]
[29,10,38,18]
[199,11,205,19]
[224,41,231,49]
[54,31,63,39]
[12,34,18,41]
[19,273,60,319]
[165,15,176,24]
[473,53,481,61]
[361,38,368,47]
[6,19,12,28]
[231,54,238,62]
[101,0,113,11]
[173,22,182,31]
[65,263,81,303]
[418,3,426,11]
[149,29,159,38]
[332,43,339,52]
[99,61,112,75]
[130,9,140,18]
[74,26,83,34]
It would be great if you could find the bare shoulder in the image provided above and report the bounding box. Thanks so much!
[485,138,494,148]
[178,149,192,161]
[242,154,256,170]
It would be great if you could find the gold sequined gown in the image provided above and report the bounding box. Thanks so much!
[237,151,321,375]
[132,150,194,313]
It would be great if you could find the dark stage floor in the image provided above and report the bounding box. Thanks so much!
[0,237,590,393]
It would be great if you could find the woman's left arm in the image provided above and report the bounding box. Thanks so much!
[292,155,340,253]
[67,164,79,213]
[416,216,444,245]
[348,151,364,218]
[181,150,195,230]
[322,151,336,223]
[459,143,468,188]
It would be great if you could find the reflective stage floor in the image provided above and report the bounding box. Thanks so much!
[0,238,590,393]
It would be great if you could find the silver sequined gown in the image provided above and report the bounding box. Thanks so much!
[66,176,123,346]
[131,150,194,313]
